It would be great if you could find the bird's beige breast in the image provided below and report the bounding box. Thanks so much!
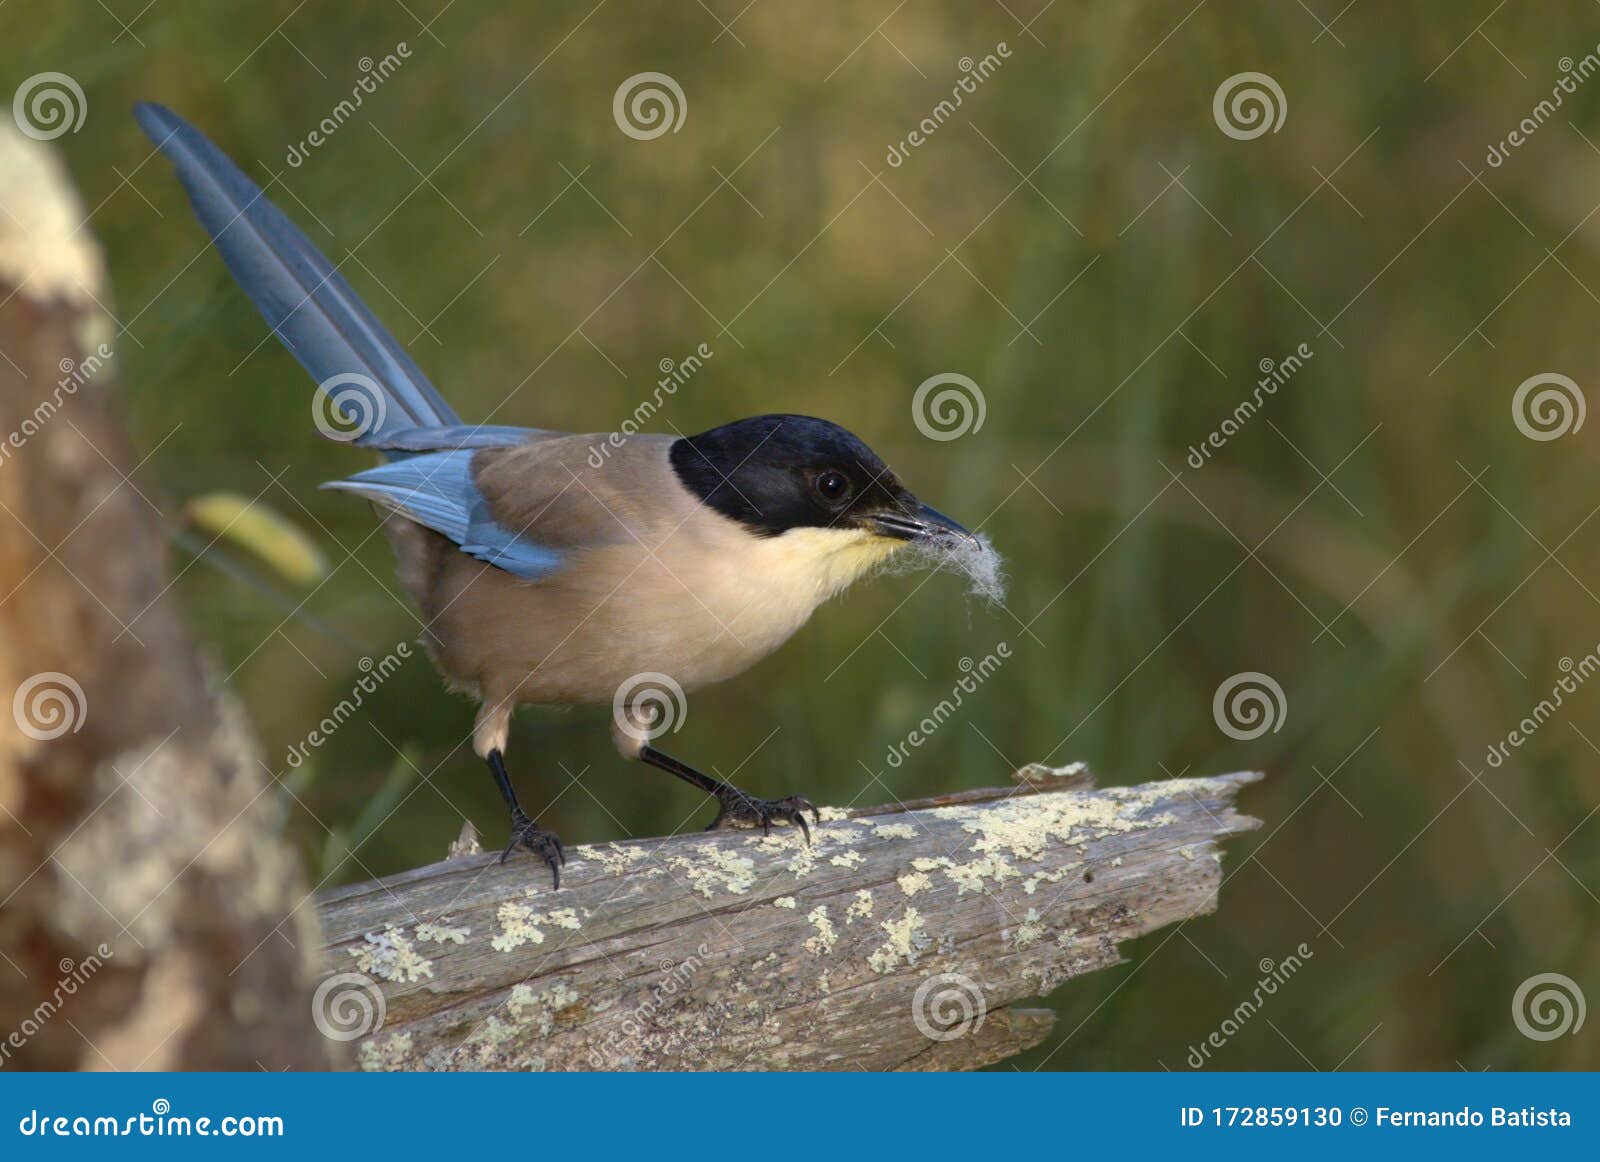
[427,524,903,706]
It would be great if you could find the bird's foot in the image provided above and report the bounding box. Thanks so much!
[707,786,819,843]
[500,810,566,888]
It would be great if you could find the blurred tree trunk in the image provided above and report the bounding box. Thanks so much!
[0,125,331,1069]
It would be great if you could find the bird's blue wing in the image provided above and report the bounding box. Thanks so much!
[135,102,459,442]
[323,451,563,581]
[360,425,541,453]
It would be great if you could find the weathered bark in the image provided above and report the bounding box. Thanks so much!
[0,126,331,1069]
[318,765,1261,1071]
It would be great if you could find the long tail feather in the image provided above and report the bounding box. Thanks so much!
[135,102,460,441]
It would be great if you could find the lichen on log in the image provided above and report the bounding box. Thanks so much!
[316,764,1261,1071]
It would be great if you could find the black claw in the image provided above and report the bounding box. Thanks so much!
[709,787,817,844]
[502,811,564,888]
[789,795,819,842]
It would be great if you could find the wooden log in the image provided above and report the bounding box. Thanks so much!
[0,124,332,1070]
[317,765,1261,1071]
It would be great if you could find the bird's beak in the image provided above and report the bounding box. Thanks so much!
[859,500,976,544]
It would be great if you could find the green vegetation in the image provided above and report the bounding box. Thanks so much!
[10,1,1598,1069]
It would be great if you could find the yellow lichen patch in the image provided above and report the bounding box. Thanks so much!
[476,1014,516,1052]
[803,906,836,955]
[747,826,820,852]
[897,871,931,897]
[350,927,434,983]
[941,852,1020,895]
[590,843,660,877]
[668,845,756,898]
[1056,926,1081,948]
[786,842,819,879]
[817,806,851,823]
[506,980,580,1036]
[1022,865,1078,895]
[774,896,797,909]
[458,978,576,1069]
[937,785,1176,863]
[867,907,930,973]
[846,889,874,923]
[357,1031,414,1071]
[1013,908,1044,949]
[490,902,546,952]
[830,850,865,869]
[792,819,867,848]
[540,907,582,930]
[911,856,951,873]
[871,822,918,840]
[491,903,584,952]
[415,920,470,945]
[508,983,538,1014]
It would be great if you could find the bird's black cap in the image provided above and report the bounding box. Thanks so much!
[669,414,910,537]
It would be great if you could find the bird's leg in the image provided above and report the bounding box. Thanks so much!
[487,749,566,885]
[637,745,818,843]
[476,699,564,886]
[609,711,818,840]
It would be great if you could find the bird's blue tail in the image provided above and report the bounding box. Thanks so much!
[134,102,462,447]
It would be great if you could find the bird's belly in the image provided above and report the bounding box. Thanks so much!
[445,547,823,706]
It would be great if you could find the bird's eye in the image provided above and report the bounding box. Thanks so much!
[814,470,851,504]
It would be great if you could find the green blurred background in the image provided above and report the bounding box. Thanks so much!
[8,0,1599,1069]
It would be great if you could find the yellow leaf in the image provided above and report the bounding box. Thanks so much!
[183,491,328,586]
